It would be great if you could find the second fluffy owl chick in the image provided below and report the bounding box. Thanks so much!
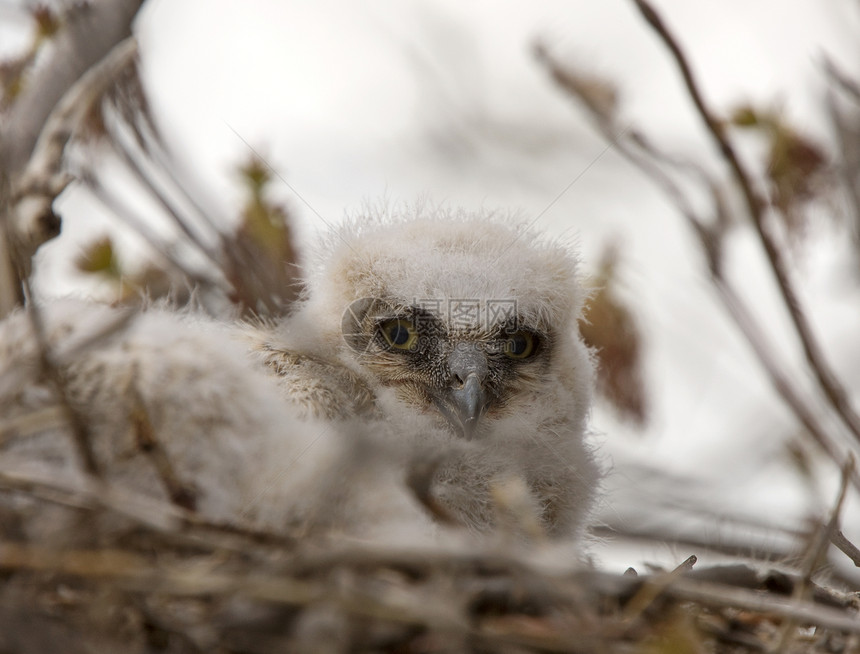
[249,208,601,538]
[0,300,431,544]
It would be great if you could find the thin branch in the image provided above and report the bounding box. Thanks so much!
[711,278,860,495]
[131,112,226,239]
[833,530,860,568]
[825,88,860,243]
[653,574,860,634]
[0,174,24,314]
[0,1,144,174]
[823,56,860,105]
[591,523,800,564]
[81,169,223,290]
[624,118,858,484]
[0,405,67,448]
[21,280,102,479]
[536,46,859,493]
[631,0,860,448]
[127,369,198,511]
[9,37,139,266]
[0,466,293,552]
[0,5,145,311]
[774,456,855,650]
[102,107,226,271]
[800,456,854,583]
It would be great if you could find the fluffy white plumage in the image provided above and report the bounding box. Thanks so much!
[250,208,600,536]
[0,209,600,544]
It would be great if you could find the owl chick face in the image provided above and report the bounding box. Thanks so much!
[301,211,592,440]
[341,295,556,438]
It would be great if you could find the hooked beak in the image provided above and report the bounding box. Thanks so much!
[432,346,488,440]
[449,373,486,440]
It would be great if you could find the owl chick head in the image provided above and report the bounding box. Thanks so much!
[301,208,593,440]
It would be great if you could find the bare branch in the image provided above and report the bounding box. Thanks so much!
[10,37,139,266]
[0,465,293,552]
[823,56,860,104]
[631,0,860,448]
[0,1,144,174]
[652,574,860,634]
[100,102,226,272]
[81,169,223,290]
[774,456,856,649]
[825,80,860,244]
[0,406,67,448]
[537,47,860,495]
[833,529,860,568]
[0,174,24,314]
[127,369,198,511]
[801,456,854,582]
[21,281,102,479]
[0,3,145,317]
[710,278,860,494]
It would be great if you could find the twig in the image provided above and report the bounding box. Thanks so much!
[673,554,697,572]
[711,278,860,496]
[5,30,142,282]
[52,303,138,362]
[631,0,860,448]
[102,106,226,272]
[3,530,860,649]
[127,110,226,240]
[0,405,67,448]
[0,174,24,313]
[801,456,854,583]
[822,56,860,104]
[833,530,860,569]
[825,87,860,244]
[81,169,223,290]
[773,456,855,651]
[0,1,143,173]
[127,370,198,511]
[537,45,860,495]
[628,121,858,487]
[633,131,857,485]
[0,541,321,606]
[21,280,102,478]
[620,554,697,626]
[591,523,799,563]
[0,466,293,552]
[657,575,860,634]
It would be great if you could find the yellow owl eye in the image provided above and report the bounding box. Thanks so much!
[504,330,537,359]
[380,319,418,351]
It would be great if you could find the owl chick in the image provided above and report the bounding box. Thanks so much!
[248,208,600,538]
[0,299,432,544]
[0,209,599,544]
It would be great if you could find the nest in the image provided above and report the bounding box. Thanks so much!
[1,470,858,654]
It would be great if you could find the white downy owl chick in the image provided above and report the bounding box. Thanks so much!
[248,208,601,538]
[0,300,429,544]
[0,209,599,544]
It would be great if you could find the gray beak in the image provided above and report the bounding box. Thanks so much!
[449,373,486,440]
[433,346,488,440]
